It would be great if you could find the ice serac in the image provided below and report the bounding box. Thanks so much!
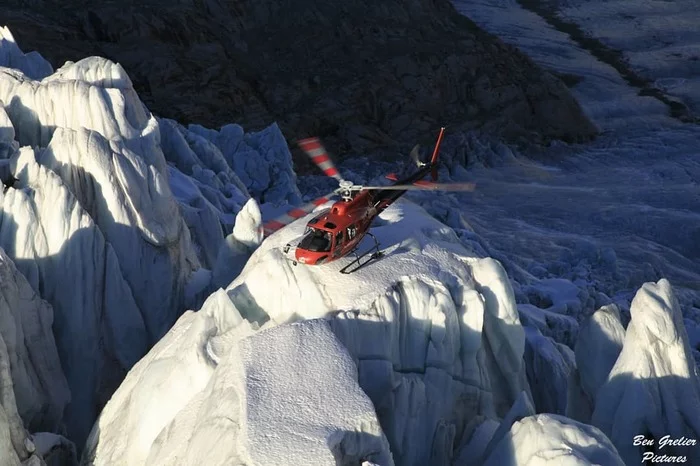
[212,198,263,288]
[225,200,532,465]
[159,118,249,222]
[82,289,254,466]
[476,390,535,464]
[522,327,575,415]
[0,248,69,434]
[158,117,256,269]
[239,320,393,466]
[167,165,226,269]
[0,248,69,466]
[591,279,700,465]
[0,100,18,161]
[0,147,148,447]
[0,55,200,340]
[470,258,532,417]
[38,126,199,338]
[101,317,392,466]
[482,414,625,466]
[188,122,302,205]
[0,26,53,81]
[0,100,14,142]
[569,304,625,422]
[0,342,46,466]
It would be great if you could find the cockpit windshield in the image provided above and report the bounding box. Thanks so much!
[298,228,332,252]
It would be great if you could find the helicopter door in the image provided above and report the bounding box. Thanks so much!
[333,230,344,257]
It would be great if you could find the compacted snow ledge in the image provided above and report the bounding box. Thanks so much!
[238,320,393,466]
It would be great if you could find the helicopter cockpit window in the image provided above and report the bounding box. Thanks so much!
[299,228,332,252]
[347,225,357,240]
[336,230,344,245]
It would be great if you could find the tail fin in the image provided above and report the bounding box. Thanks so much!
[429,127,445,181]
[409,144,425,168]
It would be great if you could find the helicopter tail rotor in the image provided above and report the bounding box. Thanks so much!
[409,144,425,169]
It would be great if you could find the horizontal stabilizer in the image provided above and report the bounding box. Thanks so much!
[385,173,398,181]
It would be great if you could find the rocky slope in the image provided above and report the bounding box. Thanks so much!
[1,0,597,165]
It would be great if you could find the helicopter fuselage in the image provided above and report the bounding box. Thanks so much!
[290,163,433,265]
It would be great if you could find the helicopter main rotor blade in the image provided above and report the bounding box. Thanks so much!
[262,191,337,237]
[298,137,343,181]
[355,182,477,192]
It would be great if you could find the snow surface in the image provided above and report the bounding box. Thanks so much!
[441,0,700,319]
[450,0,671,131]
[236,320,392,466]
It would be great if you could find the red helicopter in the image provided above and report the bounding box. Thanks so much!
[262,127,476,274]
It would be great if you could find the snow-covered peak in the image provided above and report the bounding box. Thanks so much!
[591,279,700,464]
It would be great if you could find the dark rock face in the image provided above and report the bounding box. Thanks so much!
[2,0,597,160]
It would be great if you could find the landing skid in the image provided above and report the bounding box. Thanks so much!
[339,232,383,274]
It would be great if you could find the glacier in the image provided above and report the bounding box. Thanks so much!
[82,198,623,465]
[1,0,700,461]
[0,56,201,342]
